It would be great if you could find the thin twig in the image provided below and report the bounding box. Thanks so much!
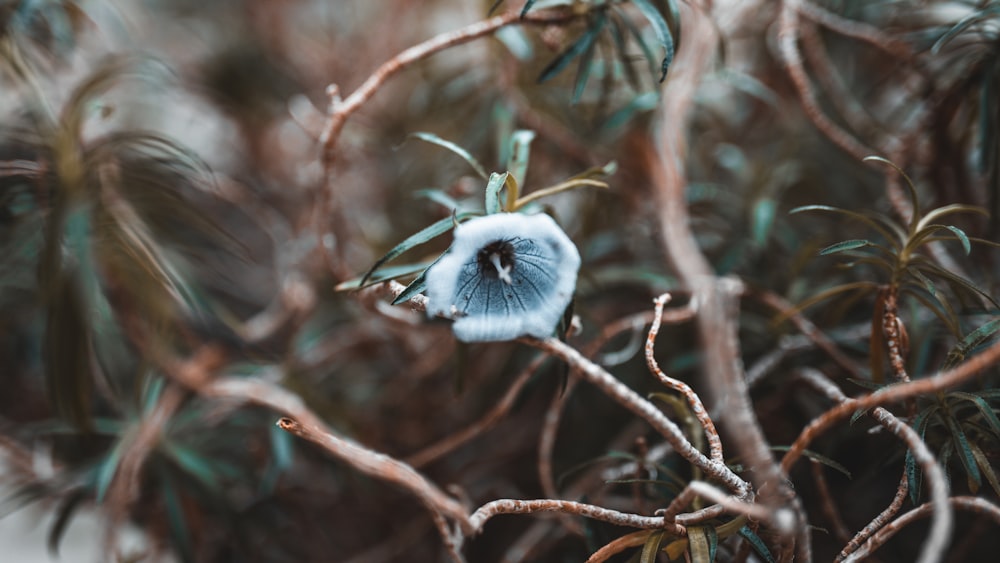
[319,7,580,164]
[811,460,854,546]
[469,498,684,535]
[584,530,653,563]
[646,293,722,463]
[781,337,1000,472]
[836,471,909,562]
[405,353,547,468]
[846,497,1000,562]
[520,336,752,499]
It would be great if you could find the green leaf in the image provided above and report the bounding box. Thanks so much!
[771,447,851,478]
[818,239,873,255]
[738,525,776,563]
[95,439,128,503]
[613,4,658,81]
[391,268,431,305]
[944,319,1000,370]
[863,156,921,232]
[789,205,903,249]
[916,204,989,232]
[640,529,665,563]
[606,14,643,92]
[969,441,1000,498]
[520,0,537,17]
[780,281,879,321]
[538,17,606,84]
[943,414,982,491]
[358,211,478,287]
[413,188,463,212]
[506,130,536,202]
[336,262,433,291]
[906,407,937,504]
[485,172,508,214]
[408,132,488,180]
[571,14,607,104]
[911,258,1000,309]
[950,391,1000,440]
[943,225,972,255]
[632,0,675,81]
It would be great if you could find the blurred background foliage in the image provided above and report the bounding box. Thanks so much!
[0,0,998,562]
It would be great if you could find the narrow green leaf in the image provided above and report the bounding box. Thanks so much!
[916,204,989,232]
[779,281,879,322]
[607,14,642,92]
[506,129,536,201]
[640,529,665,563]
[358,211,478,287]
[336,262,432,291]
[906,407,937,504]
[413,188,463,212]
[944,319,1000,370]
[95,440,128,503]
[520,0,537,17]
[613,4,658,80]
[538,18,605,84]
[485,172,508,215]
[771,447,851,478]
[912,258,1000,309]
[900,283,961,338]
[818,239,873,255]
[738,525,776,563]
[409,132,488,180]
[789,205,903,249]
[950,391,1000,440]
[943,225,972,255]
[944,414,982,491]
[863,156,921,232]
[969,441,1000,498]
[571,15,607,104]
[632,0,675,81]
[391,266,431,305]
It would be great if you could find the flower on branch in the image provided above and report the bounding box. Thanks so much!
[425,212,580,342]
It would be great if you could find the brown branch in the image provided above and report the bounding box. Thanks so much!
[781,337,1000,473]
[846,497,1000,562]
[319,6,580,165]
[835,471,909,562]
[794,368,952,563]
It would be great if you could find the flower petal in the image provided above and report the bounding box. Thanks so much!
[425,213,580,342]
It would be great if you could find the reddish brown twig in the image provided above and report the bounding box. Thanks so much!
[836,471,909,562]
[405,353,547,468]
[584,530,654,563]
[846,497,1000,562]
[879,287,911,382]
[319,7,580,165]
[781,337,1000,472]
[646,293,722,463]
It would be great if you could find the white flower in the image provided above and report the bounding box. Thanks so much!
[425,213,580,342]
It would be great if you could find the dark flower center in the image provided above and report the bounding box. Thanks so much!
[476,239,516,284]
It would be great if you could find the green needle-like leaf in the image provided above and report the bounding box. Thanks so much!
[409,132,489,180]
[358,211,478,287]
[632,0,675,81]
[819,239,873,255]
